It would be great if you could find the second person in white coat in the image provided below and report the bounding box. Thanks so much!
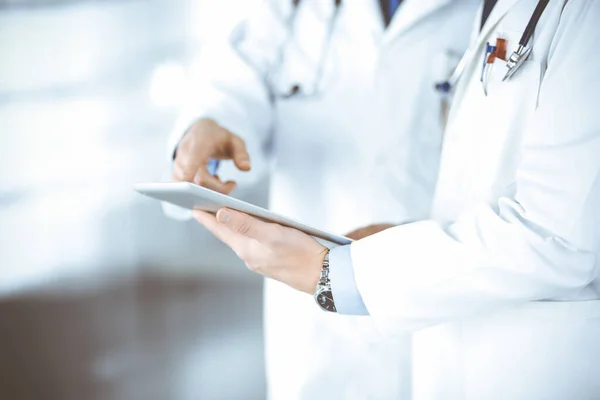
[169,0,478,398]
[193,0,600,398]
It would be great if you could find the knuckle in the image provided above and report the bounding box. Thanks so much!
[234,245,250,262]
[181,173,195,183]
[236,221,251,235]
[174,161,193,179]
[245,262,262,274]
[236,248,246,260]
[236,248,250,262]
[178,170,192,181]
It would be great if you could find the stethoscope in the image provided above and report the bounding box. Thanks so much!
[436,0,549,94]
[231,0,343,100]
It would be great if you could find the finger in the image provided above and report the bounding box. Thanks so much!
[172,164,186,181]
[193,210,247,250]
[192,209,218,227]
[345,229,364,241]
[229,136,251,171]
[193,169,237,194]
[215,208,272,240]
[175,152,235,192]
[175,138,216,182]
[173,154,200,182]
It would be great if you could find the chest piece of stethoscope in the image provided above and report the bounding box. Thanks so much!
[503,44,533,81]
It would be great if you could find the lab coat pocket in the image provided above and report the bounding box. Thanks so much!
[484,59,541,101]
[482,27,542,100]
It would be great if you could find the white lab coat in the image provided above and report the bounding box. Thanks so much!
[351,0,600,398]
[167,0,478,398]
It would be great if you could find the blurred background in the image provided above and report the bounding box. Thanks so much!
[0,0,268,398]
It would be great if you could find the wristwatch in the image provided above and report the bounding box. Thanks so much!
[314,251,337,312]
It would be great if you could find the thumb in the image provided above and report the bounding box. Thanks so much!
[216,208,266,240]
[229,136,251,171]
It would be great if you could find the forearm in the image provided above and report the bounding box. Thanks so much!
[349,200,598,334]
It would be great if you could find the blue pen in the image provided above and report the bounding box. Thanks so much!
[481,42,496,82]
[207,158,220,176]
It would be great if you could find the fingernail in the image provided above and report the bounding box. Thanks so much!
[217,209,230,223]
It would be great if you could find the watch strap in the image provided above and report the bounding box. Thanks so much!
[318,251,331,287]
[314,251,337,312]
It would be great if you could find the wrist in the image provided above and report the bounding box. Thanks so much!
[307,248,328,294]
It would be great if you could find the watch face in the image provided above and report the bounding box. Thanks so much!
[316,290,337,312]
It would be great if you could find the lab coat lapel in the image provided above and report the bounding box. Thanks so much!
[382,0,452,44]
[471,0,525,54]
[366,0,387,36]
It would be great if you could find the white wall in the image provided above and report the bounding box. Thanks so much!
[0,0,265,294]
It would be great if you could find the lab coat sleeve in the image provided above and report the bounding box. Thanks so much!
[166,2,291,186]
[329,245,369,315]
[350,0,600,334]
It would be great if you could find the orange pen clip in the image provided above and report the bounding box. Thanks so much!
[495,38,507,61]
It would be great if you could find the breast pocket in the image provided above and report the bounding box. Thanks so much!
[481,29,542,99]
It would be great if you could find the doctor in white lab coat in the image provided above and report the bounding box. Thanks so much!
[193,0,600,398]
[168,0,478,398]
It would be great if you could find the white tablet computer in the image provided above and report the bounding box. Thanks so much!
[134,182,352,246]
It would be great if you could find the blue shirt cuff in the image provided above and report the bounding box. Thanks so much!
[329,245,369,316]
